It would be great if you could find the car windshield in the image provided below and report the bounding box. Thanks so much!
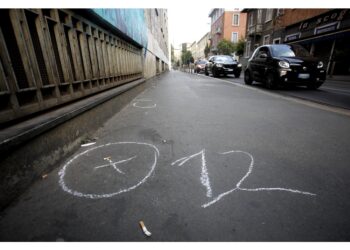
[215,56,235,63]
[271,45,311,58]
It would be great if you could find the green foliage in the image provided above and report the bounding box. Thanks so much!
[171,45,175,63]
[217,39,235,55]
[234,39,245,56]
[181,50,194,65]
[217,38,246,56]
[204,43,210,58]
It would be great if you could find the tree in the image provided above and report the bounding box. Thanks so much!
[217,39,235,55]
[204,43,210,58]
[181,50,194,65]
[171,45,175,63]
[234,39,245,57]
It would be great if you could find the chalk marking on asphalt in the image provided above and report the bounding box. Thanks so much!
[193,72,350,117]
[172,150,213,198]
[94,156,137,175]
[201,150,316,208]
[133,99,157,109]
[58,142,159,199]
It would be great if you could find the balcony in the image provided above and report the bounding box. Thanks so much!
[248,24,263,36]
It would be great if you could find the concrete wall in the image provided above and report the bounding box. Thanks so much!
[93,8,170,80]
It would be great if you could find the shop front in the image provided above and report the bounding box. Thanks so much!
[284,9,350,78]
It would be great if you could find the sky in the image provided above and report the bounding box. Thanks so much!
[168,7,212,49]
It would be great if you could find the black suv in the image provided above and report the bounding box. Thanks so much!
[205,55,242,78]
[244,44,326,89]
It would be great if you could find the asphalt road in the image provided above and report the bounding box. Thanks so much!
[213,72,350,110]
[1,71,350,241]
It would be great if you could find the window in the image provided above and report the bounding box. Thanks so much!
[256,47,270,59]
[231,32,238,43]
[232,14,239,26]
[270,44,311,58]
[277,9,284,16]
[273,38,281,44]
[263,35,270,45]
[265,9,273,22]
[257,9,262,23]
[248,13,254,27]
[245,41,251,58]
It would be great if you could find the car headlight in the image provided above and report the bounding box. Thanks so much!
[237,63,242,67]
[216,63,223,67]
[278,61,290,69]
[317,61,324,69]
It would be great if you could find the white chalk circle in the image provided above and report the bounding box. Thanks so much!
[132,99,156,109]
[58,142,159,199]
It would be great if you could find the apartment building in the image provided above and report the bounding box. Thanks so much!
[283,9,350,77]
[209,8,247,54]
[242,9,350,77]
[196,32,210,60]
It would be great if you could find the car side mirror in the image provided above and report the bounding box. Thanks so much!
[260,53,268,59]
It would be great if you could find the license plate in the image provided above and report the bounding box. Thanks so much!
[298,73,310,79]
[227,69,233,72]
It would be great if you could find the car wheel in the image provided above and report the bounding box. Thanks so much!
[244,70,253,85]
[266,73,277,89]
[205,68,209,76]
[234,72,240,78]
[307,82,323,90]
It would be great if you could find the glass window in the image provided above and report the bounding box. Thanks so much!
[231,32,238,43]
[256,47,270,58]
[257,9,262,23]
[265,9,273,22]
[245,41,251,58]
[273,38,281,44]
[249,13,254,27]
[263,35,270,45]
[214,55,235,63]
[232,14,239,26]
[271,44,311,57]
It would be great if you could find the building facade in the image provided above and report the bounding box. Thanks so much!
[196,32,210,60]
[283,9,350,77]
[209,8,247,54]
[189,41,198,60]
[242,9,349,77]
[242,9,282,59]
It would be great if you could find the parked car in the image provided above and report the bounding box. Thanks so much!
[205,55,242,78]
[194,59,208,73]
[244,44,326,89]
